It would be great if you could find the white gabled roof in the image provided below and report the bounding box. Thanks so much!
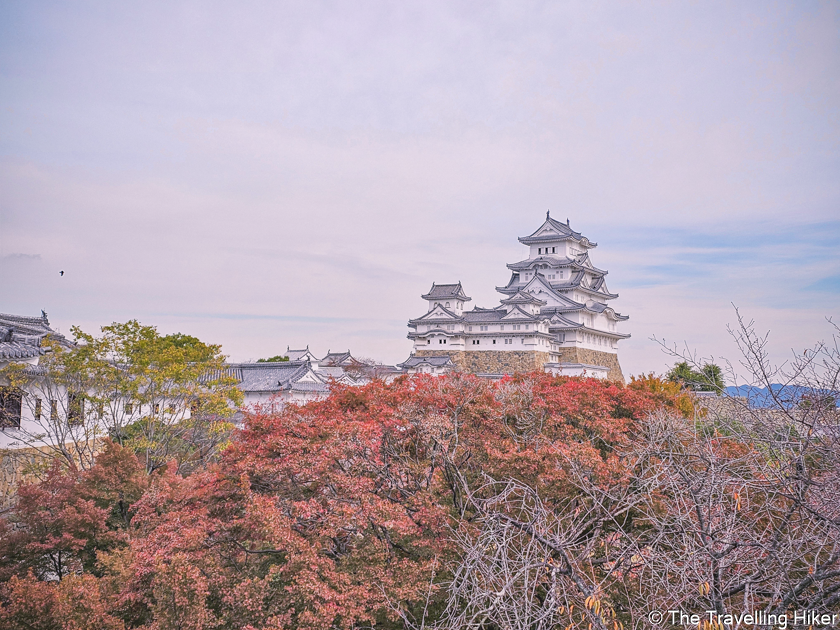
[518,212,597,249]
[500,290,546,304]
[518,274,583,310]
[286,345,319,362]
[500,305,539,320]
[421,282,471,302]
[409,304,463,325]
[397,355,456,369]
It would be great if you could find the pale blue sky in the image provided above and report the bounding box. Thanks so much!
[1,1,838,375]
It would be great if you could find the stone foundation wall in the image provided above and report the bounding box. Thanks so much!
[0,440,105,508]
[413,347,625,382]
[0,445,54,508]
[555,347,625,383]
[414,350,551,374]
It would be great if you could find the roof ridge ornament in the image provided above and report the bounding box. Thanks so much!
[546,209,550,219]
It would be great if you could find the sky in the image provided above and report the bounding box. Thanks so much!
[1,0,839,378]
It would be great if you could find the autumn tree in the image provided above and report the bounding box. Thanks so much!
[91,373,665,629]
[2,316,836,629]
[435,315,840,629]
[0,440,147,584]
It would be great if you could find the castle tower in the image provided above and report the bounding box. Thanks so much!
[401,213,629,381]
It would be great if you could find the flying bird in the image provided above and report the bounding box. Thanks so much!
[59,271,64,276]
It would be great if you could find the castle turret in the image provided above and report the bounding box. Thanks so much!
[421,282,471,313]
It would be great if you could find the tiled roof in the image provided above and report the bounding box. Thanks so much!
[316,366,347,379]
[286,346,318,361]
[507,256,580,271]
[408,304,465,325]
[500,291,546,306]
[397,355,455,369]
[320,351,359,366]
[546,313,583,329]
[602,307,630,322]
[463,309,507,322]
[421,282,471,301]
[225,361,315,393]
[0,312,74,363]
[0,341,43,360]
[288,381,330,393]
[517,213,596,247]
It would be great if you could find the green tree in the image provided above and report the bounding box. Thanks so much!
[256,354,289,362]
[666,360,724,392]
[699,362,725,392]
[1,321,242,473]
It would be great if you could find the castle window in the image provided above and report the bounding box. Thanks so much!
[0,387,23,429]
[34,398,42,421]
[552,247,556,253]
[500,325,504,331]
[68,392,84,426]
[446,302,450,307]
[525,324,529,330]
[492,339,496,344]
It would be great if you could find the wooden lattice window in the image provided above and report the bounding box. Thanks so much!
[68,392,84,426]
[0,387,23,429]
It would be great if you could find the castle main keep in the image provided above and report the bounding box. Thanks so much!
[399,213,629,382]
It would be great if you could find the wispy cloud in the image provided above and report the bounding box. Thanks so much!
[1,1,838,375]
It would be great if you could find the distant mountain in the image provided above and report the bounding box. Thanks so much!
[724,384,838,409]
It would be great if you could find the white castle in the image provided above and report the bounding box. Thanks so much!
[399,212,629,381]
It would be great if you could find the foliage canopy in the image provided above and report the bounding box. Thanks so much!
[1,341,837,629]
